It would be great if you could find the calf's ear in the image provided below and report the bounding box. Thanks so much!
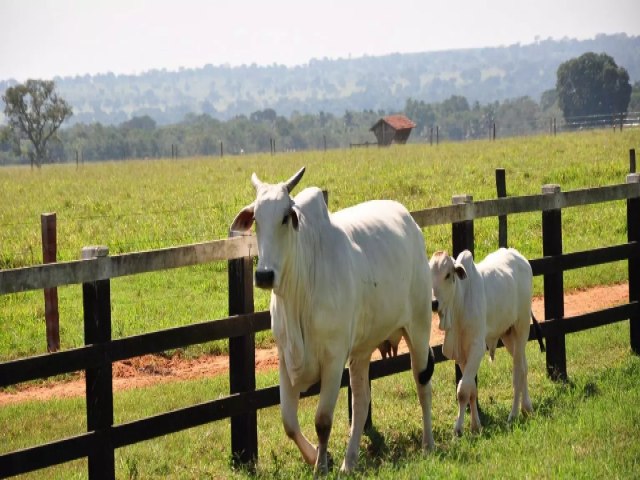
[454,263,467,280]
[230,203,255,233]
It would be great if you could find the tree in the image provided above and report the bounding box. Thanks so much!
[629,81,640,113]
[2,79,73,167]
[121,115,157,131]
[556,53,631,121]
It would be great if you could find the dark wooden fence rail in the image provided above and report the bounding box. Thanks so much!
[1,173,640,478]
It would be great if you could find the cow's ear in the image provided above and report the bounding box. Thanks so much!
[290,207,299,231]
[454,263,467,280]
[230,203,255,233]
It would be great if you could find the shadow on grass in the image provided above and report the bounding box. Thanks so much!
[240,357,639,478]
[355,376,604,476]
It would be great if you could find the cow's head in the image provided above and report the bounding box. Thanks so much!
[429,250,467,331]
[230,167,305,290]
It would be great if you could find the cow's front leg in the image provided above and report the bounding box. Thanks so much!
[455,339,484,436]
[342,355,371,473]
[278,356,316,465]
[314,360,343,478]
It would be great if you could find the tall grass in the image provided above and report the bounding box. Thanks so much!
[1,130,639,360]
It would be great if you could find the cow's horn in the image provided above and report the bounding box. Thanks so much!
[285,167,306,193]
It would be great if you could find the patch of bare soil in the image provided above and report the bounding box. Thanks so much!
[0,283,629,406]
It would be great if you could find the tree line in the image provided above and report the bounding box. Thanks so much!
[1,52,638,166]
[0,94,559,165]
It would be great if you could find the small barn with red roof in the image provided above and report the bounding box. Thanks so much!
[369,114,416,146]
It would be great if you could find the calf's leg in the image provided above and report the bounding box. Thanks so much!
[514,327,533,416]
[456,339,484,436]
[501,330,522,421]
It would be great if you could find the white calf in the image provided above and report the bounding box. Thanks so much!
[429,247,544,436]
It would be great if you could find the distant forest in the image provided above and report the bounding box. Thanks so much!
[2,33,638,126]
[1,34,639,164]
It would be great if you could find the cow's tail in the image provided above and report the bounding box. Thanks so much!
[531,311,546,353]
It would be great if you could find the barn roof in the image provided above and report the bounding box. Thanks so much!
[370,114,416,131]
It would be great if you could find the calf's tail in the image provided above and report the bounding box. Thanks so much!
[531,312,546,353]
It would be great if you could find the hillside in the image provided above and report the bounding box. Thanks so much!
[1,33,639,126]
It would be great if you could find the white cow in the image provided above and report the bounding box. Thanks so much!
[429,248,545,436]
[231,167,435,476]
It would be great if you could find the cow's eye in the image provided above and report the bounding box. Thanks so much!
[282,214,289,225]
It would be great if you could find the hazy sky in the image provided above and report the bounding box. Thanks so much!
[1,0,639,81]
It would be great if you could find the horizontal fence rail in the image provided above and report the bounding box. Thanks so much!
[2,179,640,296]
[1,172,639,479]
[0,236,257,295]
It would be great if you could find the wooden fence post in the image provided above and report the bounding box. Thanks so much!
[81,246,115,480]
[496,169,507,248]
[627,173,640,354]
[630,148,636,174]
[41,213,60,352]
[228,231,257,469]
[451,194,475,390]
[541,185,567,381]
[451,194,475,256]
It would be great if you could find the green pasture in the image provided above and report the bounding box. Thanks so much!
[1,320,639,478]
[1,129,639,360]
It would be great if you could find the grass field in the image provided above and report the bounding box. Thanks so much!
[2,129,640,478]
[1,129,639,361]
[1,321,638,478]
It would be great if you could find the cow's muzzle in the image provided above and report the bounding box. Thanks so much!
[255,270,275,289]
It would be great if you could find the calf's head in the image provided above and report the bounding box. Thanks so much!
[429,251,467,331]
[230,167,305,290]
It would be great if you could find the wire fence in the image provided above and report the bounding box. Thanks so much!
[562,111,640,131]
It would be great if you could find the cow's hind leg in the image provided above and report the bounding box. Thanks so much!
[403,330,435,450]
[278,359,316,466]
[342,355,372,473]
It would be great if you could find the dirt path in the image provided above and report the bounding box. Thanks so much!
[0,283,629,406]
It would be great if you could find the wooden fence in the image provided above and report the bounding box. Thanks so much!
[1,172,640,478]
